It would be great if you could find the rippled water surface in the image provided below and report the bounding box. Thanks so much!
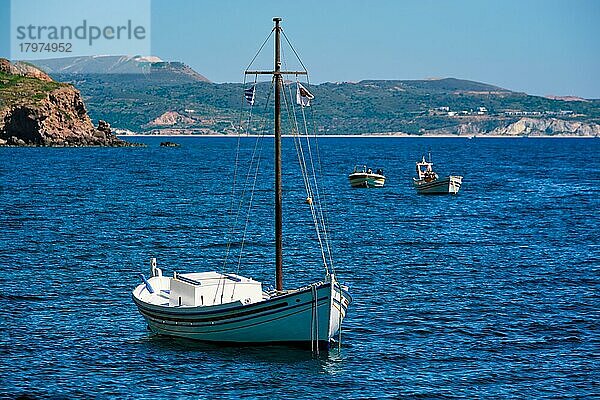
[1,137,599,398]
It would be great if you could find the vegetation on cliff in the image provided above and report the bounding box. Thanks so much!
[0,70,65,105]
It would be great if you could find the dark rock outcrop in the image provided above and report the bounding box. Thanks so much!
[0,58,138,147]
[160,141,180,147]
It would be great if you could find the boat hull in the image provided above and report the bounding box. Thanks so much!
[133,280,351,347]
[348,173,386,188]
[414,176,462,194]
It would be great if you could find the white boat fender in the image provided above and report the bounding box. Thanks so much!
[139,273,154,294]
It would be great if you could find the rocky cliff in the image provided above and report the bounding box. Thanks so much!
[425,117,600,137]
[146,111,197,127]
[0,58,135,146]
[491,117,600,136]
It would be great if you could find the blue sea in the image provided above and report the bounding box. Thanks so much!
[1,137,598,399]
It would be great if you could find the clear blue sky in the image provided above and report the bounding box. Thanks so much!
[2,0,599,98]
[150,0,599,98]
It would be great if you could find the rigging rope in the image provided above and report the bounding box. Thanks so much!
[224,80,275,301]
[298,88,335,273]
[227,73,256,242]
[230,130,264,299]
[221,77,257,271]
[217,76,273,303]
[283,82,329,274]
[244,28,274,72]
[221,27,340,303]
[281,30,308,73]
[280,44,330,275]
[282,28,336,273]
[309,105,336,273]
[222,27,278,275]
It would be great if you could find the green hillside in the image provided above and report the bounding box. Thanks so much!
[52,73,600,135]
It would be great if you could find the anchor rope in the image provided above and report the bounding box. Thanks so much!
[314,284,320,355]
[338,283,343,350]
[310,285,314,352]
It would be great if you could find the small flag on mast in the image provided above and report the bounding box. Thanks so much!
[296,82,314,107]
[244,85,256,105]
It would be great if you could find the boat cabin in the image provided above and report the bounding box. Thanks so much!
[352,165,368,174]
[352,165,384,176]
[415,156,438,182]
[138,266,264,308]
[168,271,264,307]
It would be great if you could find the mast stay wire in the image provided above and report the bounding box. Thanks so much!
[218,29,276,300]
[222,27,276,274]
[244,28,275,72]
[217,80,274,304]
[227,24,275,235]
[280,42,330,276]
[223,25,338,301]
[234,79,275,277]
[282,29,336,274]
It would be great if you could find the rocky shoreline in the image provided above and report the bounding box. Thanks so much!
[0,58,139,147]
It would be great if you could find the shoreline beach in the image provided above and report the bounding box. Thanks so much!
[117,133,598,139]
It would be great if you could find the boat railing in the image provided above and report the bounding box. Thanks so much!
[174,273,202,286]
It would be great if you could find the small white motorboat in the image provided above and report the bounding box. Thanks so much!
[413,155,462,194]
[348,165,386,188]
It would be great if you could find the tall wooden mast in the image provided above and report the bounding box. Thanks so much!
[273,17,283,292]
[245,18,307,292]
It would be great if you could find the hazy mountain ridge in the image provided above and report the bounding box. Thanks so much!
[361,78,511,94]
[28,55,211,83]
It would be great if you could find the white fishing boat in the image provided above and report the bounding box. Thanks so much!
[413,155,462,194]
[132,18,351,350]
[348,165,386,188]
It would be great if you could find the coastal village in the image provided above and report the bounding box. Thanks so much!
[428,105,578,118]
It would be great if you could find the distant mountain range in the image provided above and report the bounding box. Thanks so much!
[28,55,210,83]
[23,56,600,136]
